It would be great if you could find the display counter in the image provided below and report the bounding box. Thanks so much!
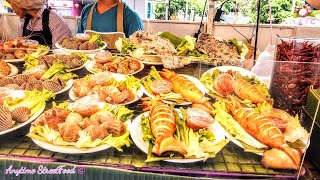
[0,61,318,179]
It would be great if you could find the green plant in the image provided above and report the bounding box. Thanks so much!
[154,0,208,20]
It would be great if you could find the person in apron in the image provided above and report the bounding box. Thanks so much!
[7,0,73,47]
[77,0,144,49]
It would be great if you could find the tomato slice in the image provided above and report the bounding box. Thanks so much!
[150,80,173,95]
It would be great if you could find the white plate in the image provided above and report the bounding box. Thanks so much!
[141,74,208,106]
[54,41,107,54]
[201,66,266,86]
[7,63,19,77]
[138,59,163,65]
[0,90,45,135]
[130,110,225,163]
[3,58,24,63]
[30,117,131,154]
[85,60,145,76]
[215,121,266,156]
[54,79,73,95]
[69,74,143,105]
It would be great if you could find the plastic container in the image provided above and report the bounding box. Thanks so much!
[269,37,320,116]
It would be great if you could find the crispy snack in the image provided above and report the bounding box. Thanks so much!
[0,60,10,78]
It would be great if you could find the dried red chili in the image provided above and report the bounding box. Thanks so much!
[270,38,320,115]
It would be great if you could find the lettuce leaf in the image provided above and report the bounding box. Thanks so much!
[5,89,55,115]
[98,104,133,122]
[229,38,248,57]
[30,45,50,57]
[24,54,39,70]
[115,37,137,54]
[51,72,78,81]
[125,76,141,95]
[88,33,103,46]
[114,106,134,122]
[52,101,70,111]
[141,115,155,144]
[103,130,131,151]
[41,62,67,80]
[214,101,268,149]
[141,66,163,95]
[176,35,196,56]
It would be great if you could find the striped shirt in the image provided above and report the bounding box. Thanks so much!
[18,7,73,45]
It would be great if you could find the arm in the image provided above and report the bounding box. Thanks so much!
[49,12,74,45]
[124,11,144,37]
[76,4,92,33]
[76,10,85,33]
[306,0,320,9]
[17,18,25,37]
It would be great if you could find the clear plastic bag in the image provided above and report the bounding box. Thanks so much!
[251,44,275,87]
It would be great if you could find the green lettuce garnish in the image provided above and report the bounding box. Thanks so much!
[213,101,268,150]
[141,115,155,144]
[24,54,39,70]
[5,89,55,116]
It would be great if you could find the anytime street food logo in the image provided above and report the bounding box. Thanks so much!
[5,165,85,176]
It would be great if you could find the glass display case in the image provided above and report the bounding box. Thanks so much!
[0,47,319,179]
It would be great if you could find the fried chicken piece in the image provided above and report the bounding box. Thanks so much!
[117,84,127,92]
[65,112,83,124]
[94,111,114,124]
[79,41,89,50]
[34,108,69,130]
[123,89,135,102]
[87,42,98,50]
[58,122,81,142]
[78,117,100,129]
[13,49,26,58]
[100,118,126,137]
[0,60,11,78]
[83,125,109,141]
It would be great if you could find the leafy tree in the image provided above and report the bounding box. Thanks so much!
[154,0,207,20]
[242,0,302,23]
[154,0,301,23]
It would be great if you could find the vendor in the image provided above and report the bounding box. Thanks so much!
[7,0,73,46]
[77,0,144,48]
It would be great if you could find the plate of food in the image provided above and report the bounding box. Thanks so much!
[200,66,272,108]
[141,66,209,106]
[24,52,91,72]
[85,51,144,75]
[130,100,229,163]
[0,89,54,135]
[115,31,178,65]
[213,101,309,170]
[54,33,107,54]
[0,74,73,95]
[0,61,19,78]
[69,72,143,105]
[27,97,132,154]
[1,38,49,63]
